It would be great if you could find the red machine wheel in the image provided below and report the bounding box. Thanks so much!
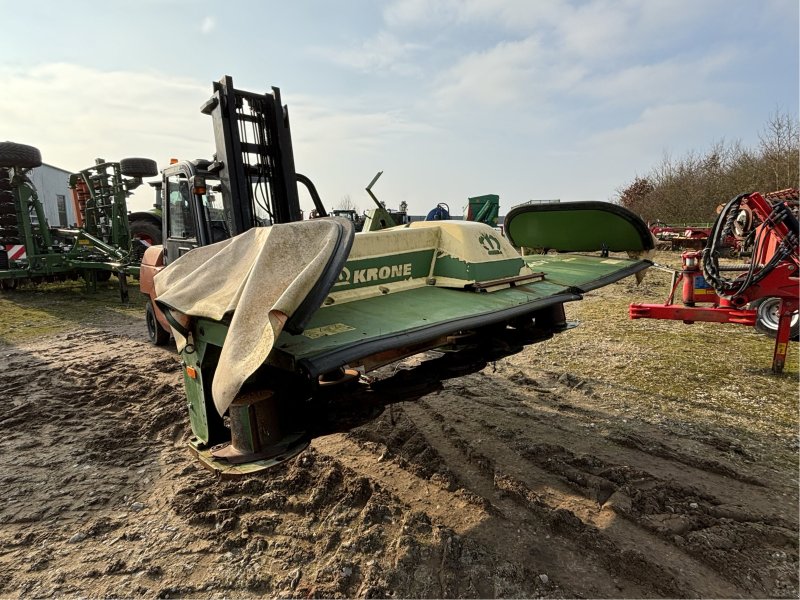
[752,297,799,342]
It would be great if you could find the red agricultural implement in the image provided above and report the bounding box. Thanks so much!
[649,222,712,250]
[631,189,799,373]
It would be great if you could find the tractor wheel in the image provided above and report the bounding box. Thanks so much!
[0,142,42,169]
[146,300,170,346]
[120,157,158,178]
[752,297,799,342]
[1,279,17,291]
[129,219,162,246]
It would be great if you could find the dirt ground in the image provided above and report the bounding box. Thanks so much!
[0,253,798,599]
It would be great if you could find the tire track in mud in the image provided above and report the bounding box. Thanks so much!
[2,331,550,598]
[2,323,797,598]
[462,368,791,522]
[164,446,552,598]
[392,400,710,598]
[331,423,646,597]
[326,364,797,597]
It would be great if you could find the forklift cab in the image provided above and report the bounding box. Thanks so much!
[142,76,327,344]
[162,160,231,266]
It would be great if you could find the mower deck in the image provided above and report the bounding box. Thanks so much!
[163,206,655,477]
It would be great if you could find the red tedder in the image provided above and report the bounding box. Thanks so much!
[630,189,799,373]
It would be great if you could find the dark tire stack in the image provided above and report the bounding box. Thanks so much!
[120,157,158,178]
[0,142,42,169]
[0,142,42,247]
[0,167,17,246]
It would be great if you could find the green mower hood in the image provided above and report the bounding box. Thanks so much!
[504,201,655,253]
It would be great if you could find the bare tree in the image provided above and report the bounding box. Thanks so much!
[615,110,799,223]
[337,194,359,213]
[758,109,799,192]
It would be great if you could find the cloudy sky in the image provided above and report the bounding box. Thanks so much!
[1,0,797,216]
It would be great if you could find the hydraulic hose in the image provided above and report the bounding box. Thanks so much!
[704,192,791,298]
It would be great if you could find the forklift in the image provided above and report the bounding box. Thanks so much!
[141,76,656,477]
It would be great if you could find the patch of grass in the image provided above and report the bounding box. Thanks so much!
[0,280,147,345]
[528,252,798,470]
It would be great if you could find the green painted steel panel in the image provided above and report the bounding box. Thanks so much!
[465,194,500,226]
[182,344,208,442]
[505,202,654,252]
[522,254,648,290]
[335,249,433,290]
[275,279,572,362]
[191,252,649,385]
[433,254,525,282]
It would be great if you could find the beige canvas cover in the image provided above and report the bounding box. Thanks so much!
[154,220,343,415]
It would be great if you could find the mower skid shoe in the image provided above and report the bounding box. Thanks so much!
[188,435,309,479]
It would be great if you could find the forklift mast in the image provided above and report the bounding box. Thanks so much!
[200,75,303,235]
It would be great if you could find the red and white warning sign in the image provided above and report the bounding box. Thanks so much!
[4,245,26,260]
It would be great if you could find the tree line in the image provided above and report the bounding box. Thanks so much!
[616,111,799,223]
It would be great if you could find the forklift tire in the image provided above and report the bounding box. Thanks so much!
[146,300,170,346]
[120,158,158,178]
[752,297,799,342]
[0,142,42,169]
[129,219,162,246]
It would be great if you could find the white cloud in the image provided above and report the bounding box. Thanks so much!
[310,32,424,75]
[432,34,592,111]
[425,1,739,113]
[383,0,460,28]
[433,37,544,109]
[0,64,214,210]
[582,101,739,162]
[200,16,216,34]
[0,63,439,214]
[574,49,739,108]
[0,64,211,170]
[382,0,563,30]
[288,94,438,156]
[384,0,725,56]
